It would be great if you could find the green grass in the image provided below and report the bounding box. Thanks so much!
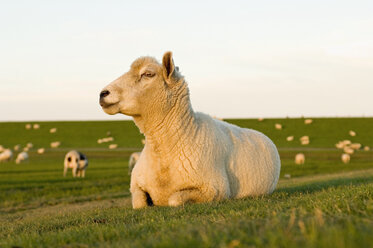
[0,118,373,247]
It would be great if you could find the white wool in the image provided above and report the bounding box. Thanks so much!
[341,153,350,164]
[258,118,264,122]
[304,119,313,124]
[49,128,57,133]
[349,130,356,137]
[100,52,281,208]
[23,147,29,152]
[26,142,33,148]
[97,137,114,144]
[0,149,13,162]
[275,123,282,130]
[63,150,88,177]
[50,141,61,148]
[295,153,305,165]
[286,136,294,142]
[109,144,118,149]
[0,145,4,153]
[16,152,28,164]
[128,152,141,175]
[14,145,20,151]
[25,124,32,130]
[37,148,45,154]
[33,124,40,129]
[364,146,370,151]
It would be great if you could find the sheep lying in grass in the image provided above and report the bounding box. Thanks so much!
[16,152,28,164]
[128,152,141,175]
[99,52,281,208]
[295,153,305,165]
[63,150,88,177]
[0,149,13,162]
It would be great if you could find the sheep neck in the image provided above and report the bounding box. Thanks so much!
[134,83,196,162]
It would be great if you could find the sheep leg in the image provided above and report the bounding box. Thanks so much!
[81,170,86,178]
[168,188,204,207]
[131,185,149,209]
[72,167,77,177]
[77,170,81,177]
[63,166,68,177]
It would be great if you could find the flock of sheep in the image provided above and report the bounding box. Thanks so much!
[269,118,370,166]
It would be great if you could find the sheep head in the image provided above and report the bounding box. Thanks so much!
[99,51,183,117]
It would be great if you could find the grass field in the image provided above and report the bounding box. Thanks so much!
[0,118,373,247]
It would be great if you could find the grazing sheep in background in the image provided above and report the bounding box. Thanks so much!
[295,153,305,165]
[97,137,114,144]
[63,150,88,177]
[349,143,361,150]
[343,146,354,155]
[26,142,33,149]
[50,141,61,148]
[275,123,282,130]
[300,136,310,145]
[37,148,45,154]
[258,118,264,122]
[0,149,13,162]
[16,152,28,164]
[23,147,29,152]
[25,124,32,130]
[286,136,294,141]
[33,124,40,129]
[349,130,356,137]
[128,152,141,175]
[304,119,313,124]
[0,145,4,153]
[364,146,370,151]
[14,145,20,151]
[49,128,57,133]
[99,51,281,208]
[341,153,350,164]
[109,144,118,149]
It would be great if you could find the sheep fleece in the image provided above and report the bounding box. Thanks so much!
[132,113,281,206]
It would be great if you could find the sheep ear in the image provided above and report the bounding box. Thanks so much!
[162,51,180,84]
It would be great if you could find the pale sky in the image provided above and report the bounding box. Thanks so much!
[1,0,373,121]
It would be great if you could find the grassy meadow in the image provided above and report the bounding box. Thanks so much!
[0,118,373,247]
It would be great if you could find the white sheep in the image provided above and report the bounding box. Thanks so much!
[349,143,361,150]
[300,136,310,145]
[26,142,33,149]
[286,136,294,142]
[50,128,57,133]
[275,123,282,130]
[25,124,32,130]
[364,146,370,151]
[349,130,356,137]
[63,150,88,177]
[128,152,141,175]
[0,149,13,162]
[258,118,264,122]
[33,124,40,129]
[37,148,45,154]
[304,119,313,124]
[0,145,4,153]
[109,144,118,149]
[99,52,281,208]
[16,152,28,164]
[50,141,61,148]
[341,153,350,164]
[295,153,305,165]
[343,146,354,155]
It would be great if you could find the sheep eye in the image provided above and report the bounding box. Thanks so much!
[142,72,155,78]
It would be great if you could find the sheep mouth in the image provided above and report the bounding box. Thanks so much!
[99,99,118,108]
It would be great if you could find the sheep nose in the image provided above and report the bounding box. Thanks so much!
[100,90,110,99]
